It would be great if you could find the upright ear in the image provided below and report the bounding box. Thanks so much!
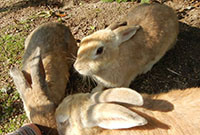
[10,67,31,99]
[84,103,147,129]
[106,21,127,30]
[90,87,143,106]
[30,47,46,88]
[113,25,140,46]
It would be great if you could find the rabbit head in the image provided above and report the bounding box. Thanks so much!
[74,3,179,92]
[74,23,140,76]
[10,47,57,129]
[55,87,147,135]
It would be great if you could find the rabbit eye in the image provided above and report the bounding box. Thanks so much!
[96,47,104,55]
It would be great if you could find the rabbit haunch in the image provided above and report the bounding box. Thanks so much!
[55,87,200,135]
[74,3,179,91]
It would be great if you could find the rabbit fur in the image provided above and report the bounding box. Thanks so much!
[10,22,77,134]
[55,87,200,135]
[22,22,77,105]
[74,3,179,92]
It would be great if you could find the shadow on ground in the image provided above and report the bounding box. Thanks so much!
[0,0,62,19]
[130,22,200,93]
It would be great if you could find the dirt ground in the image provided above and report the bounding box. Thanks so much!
[0,0,200,133]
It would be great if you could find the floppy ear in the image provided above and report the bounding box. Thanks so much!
[90,87,143,106]
[84,103,147,129]
[113,25,140,46]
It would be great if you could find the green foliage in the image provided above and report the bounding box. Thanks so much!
[0,87,27,133]
[37,10,53,18]
[0,21,27,134]
[90,26,96,30]
[140,0,150,4]
[0,32,25,94]
[0,34,24,65]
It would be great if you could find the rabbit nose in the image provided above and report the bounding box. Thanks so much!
[74,61,89,75]
[74,61,81,71]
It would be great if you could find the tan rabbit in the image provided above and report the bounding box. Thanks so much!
[74,3,179,92]
[22,22,77,105]
[55,87,200,135]
[10,22,77,134]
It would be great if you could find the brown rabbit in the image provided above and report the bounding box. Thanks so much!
[22,22,77,105]
[74,3,179,92]
[10,22,77,134]
[55,87,200,135]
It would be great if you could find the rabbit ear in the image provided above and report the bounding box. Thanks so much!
[84,103,147,129]
[10,67,31,97]
[113,25,140,46]
[106,21,127,30]
[30,47,46,88]
[90,87,143,106]
[56,114,69,126]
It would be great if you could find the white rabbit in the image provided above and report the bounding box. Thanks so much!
[55,87,200,135]
[74,3,179,92]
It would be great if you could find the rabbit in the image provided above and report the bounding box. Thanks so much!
[55,87,200,135]
[22,22,77,105]
[74,3,179,92]
[10,22,77,134]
